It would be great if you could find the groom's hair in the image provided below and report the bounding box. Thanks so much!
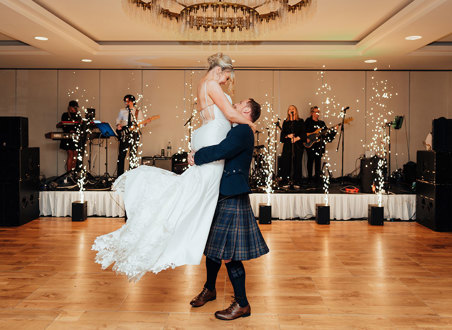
[248,98,261,122]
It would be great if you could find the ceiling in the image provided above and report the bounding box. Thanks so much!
[0,0,451,70]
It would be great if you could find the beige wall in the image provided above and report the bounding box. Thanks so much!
[0,69,450,179]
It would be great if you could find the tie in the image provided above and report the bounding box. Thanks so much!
[127,108,132,127]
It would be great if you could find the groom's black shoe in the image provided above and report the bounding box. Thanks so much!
[214,299,251,320]
[190,287,216,307]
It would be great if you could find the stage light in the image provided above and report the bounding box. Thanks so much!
[81,59,92,63]
[364,59,377,63]
[34,36,48,41]
[405,35,422,41]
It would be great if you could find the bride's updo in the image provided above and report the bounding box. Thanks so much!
[207,53,233,72]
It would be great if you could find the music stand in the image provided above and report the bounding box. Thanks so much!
[94,121,117,177]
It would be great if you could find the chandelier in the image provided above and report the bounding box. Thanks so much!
[127,0,311,36]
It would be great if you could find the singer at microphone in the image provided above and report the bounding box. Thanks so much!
[279,105,306,185]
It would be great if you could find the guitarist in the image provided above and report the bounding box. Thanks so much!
[116,94,143,176]
[305,106,337,184]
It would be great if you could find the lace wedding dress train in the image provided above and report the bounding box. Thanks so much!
[92,96,231,282]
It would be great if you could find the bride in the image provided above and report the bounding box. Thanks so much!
[92,53,255,282]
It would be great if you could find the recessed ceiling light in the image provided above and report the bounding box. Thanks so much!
[364,59,377,63]
[405,35,422,41]
[232,59,236,63]
[81,59,92,63]
[34,36,48,41]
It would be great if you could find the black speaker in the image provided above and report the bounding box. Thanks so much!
[258,204,271,224]
[0,117,28,149]
[0,147,40,181]
[360,157,384,193]
[432,118,452,152]
[172,152,188,174]
[416,150,452,184]
[416,180,452,232]
[0,179,39,226]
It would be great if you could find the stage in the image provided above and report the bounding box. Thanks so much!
[39,189,416,220]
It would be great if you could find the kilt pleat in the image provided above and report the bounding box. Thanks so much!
[204,194,269,261]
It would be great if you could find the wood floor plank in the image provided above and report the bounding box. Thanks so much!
[1,218,452,328]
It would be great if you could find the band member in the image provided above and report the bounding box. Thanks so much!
[60,100,80,172]
[116,94,144,176]
[305,106,337,183]
[279,105,306,185]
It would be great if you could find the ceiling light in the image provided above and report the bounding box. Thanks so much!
[364,59,377,63]
[405,35,422,41]
[81,59,92,63]
[127,0,312,41]
[34,36,48,41]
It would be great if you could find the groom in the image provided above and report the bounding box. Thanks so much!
[188,98,269,320]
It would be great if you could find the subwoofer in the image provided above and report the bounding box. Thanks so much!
[416,180,452,232]
[0,179,39,226]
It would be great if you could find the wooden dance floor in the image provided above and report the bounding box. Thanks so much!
[1,218,452,329]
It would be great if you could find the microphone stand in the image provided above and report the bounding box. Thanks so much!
[336,107,349,183]
[274,119,281,184]
[289,119,295,190]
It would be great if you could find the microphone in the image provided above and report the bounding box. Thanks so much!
[342,106,350,112]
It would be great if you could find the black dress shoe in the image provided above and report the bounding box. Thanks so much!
[190,287,216,307]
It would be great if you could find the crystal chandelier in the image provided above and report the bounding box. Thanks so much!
[126,0,311,37]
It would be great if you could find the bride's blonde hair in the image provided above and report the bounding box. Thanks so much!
[207,52,235,94]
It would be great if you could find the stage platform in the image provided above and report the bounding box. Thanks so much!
[39,190,415,220]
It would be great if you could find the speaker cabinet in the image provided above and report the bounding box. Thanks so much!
[0,117,28,149]
[432,118,452,152]
[0,179,39,226]
[416,150,452,184]
[360,157,384,193]
[416,180,452,232]
[172,152,188,174]
[142,156,172,171]
[0,147,39,181]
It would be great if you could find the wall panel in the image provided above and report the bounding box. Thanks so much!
[0,70,16,115]
[16,70,58,178]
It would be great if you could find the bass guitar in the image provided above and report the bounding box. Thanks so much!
[117,115,160,142]
[303,117,353,148]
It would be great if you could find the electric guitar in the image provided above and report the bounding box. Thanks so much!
[117,115,160,142]
[303,117,353,148]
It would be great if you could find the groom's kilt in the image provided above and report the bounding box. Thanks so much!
[204,194,269,261]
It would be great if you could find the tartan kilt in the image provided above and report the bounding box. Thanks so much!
[204,194,269,261]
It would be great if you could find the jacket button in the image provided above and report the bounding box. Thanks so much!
[233,170,236,173]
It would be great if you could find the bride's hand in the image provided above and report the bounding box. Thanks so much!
[188,151,195,166]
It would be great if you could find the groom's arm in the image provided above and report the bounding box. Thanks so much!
[194,125,252,166]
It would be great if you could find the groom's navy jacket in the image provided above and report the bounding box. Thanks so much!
[194,124,254,196]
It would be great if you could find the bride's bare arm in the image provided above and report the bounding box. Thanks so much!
[206,80,255,129]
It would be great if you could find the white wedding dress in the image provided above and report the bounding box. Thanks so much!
[92,92,232,282]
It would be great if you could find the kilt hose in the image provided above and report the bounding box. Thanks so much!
[204,194,269,261]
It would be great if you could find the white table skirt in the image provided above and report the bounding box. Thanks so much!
[40,191,415,220]
[40,191,125,217]
[250,193,416,220]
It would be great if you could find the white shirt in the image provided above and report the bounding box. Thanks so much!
[116,107,144,126]
[424,132,432,150]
